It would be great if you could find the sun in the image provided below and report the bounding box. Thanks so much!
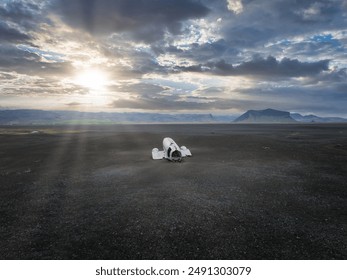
[71,68,111,107]
[74,69,108,90]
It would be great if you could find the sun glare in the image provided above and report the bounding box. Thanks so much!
[71,68,112,107]
[74,69,108,90]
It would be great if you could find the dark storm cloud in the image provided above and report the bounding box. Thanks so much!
[194,0,347,56]
[266,38,346,61]
[153,39,239,63]
[0,44,73,76]
[0,21,30,43]
[0,1,41,44]
[328,68,347,83]
[177,56,330,78]
[51,0,209,42]
[0,0,43,33]
[230,56,330,77]
[100,35,172,77]
[305,68,347,85]
[0,1,39,21]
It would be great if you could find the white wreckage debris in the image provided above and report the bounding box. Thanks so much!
[152,137,192,162]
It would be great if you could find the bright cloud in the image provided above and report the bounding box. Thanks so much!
[226,0,243,14]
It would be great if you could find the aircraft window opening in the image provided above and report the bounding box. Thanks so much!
[172,150,181,160]
[167,147,171,158]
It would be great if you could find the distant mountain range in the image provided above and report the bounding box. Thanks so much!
[234,109,347,123]
[290,113,347,123]
[0,109,346,125]
[0,109,217,125]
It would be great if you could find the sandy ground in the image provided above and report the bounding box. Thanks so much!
[0,124,346,259]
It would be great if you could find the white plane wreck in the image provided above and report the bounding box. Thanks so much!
[152,137,192,162]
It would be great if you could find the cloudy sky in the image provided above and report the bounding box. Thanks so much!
[0,0,347,116]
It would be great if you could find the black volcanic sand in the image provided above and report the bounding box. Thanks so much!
[0,124,346,259]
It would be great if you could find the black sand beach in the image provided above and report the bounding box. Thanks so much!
[0,124,346,259]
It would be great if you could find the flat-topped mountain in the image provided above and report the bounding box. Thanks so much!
[234,108,296,123]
